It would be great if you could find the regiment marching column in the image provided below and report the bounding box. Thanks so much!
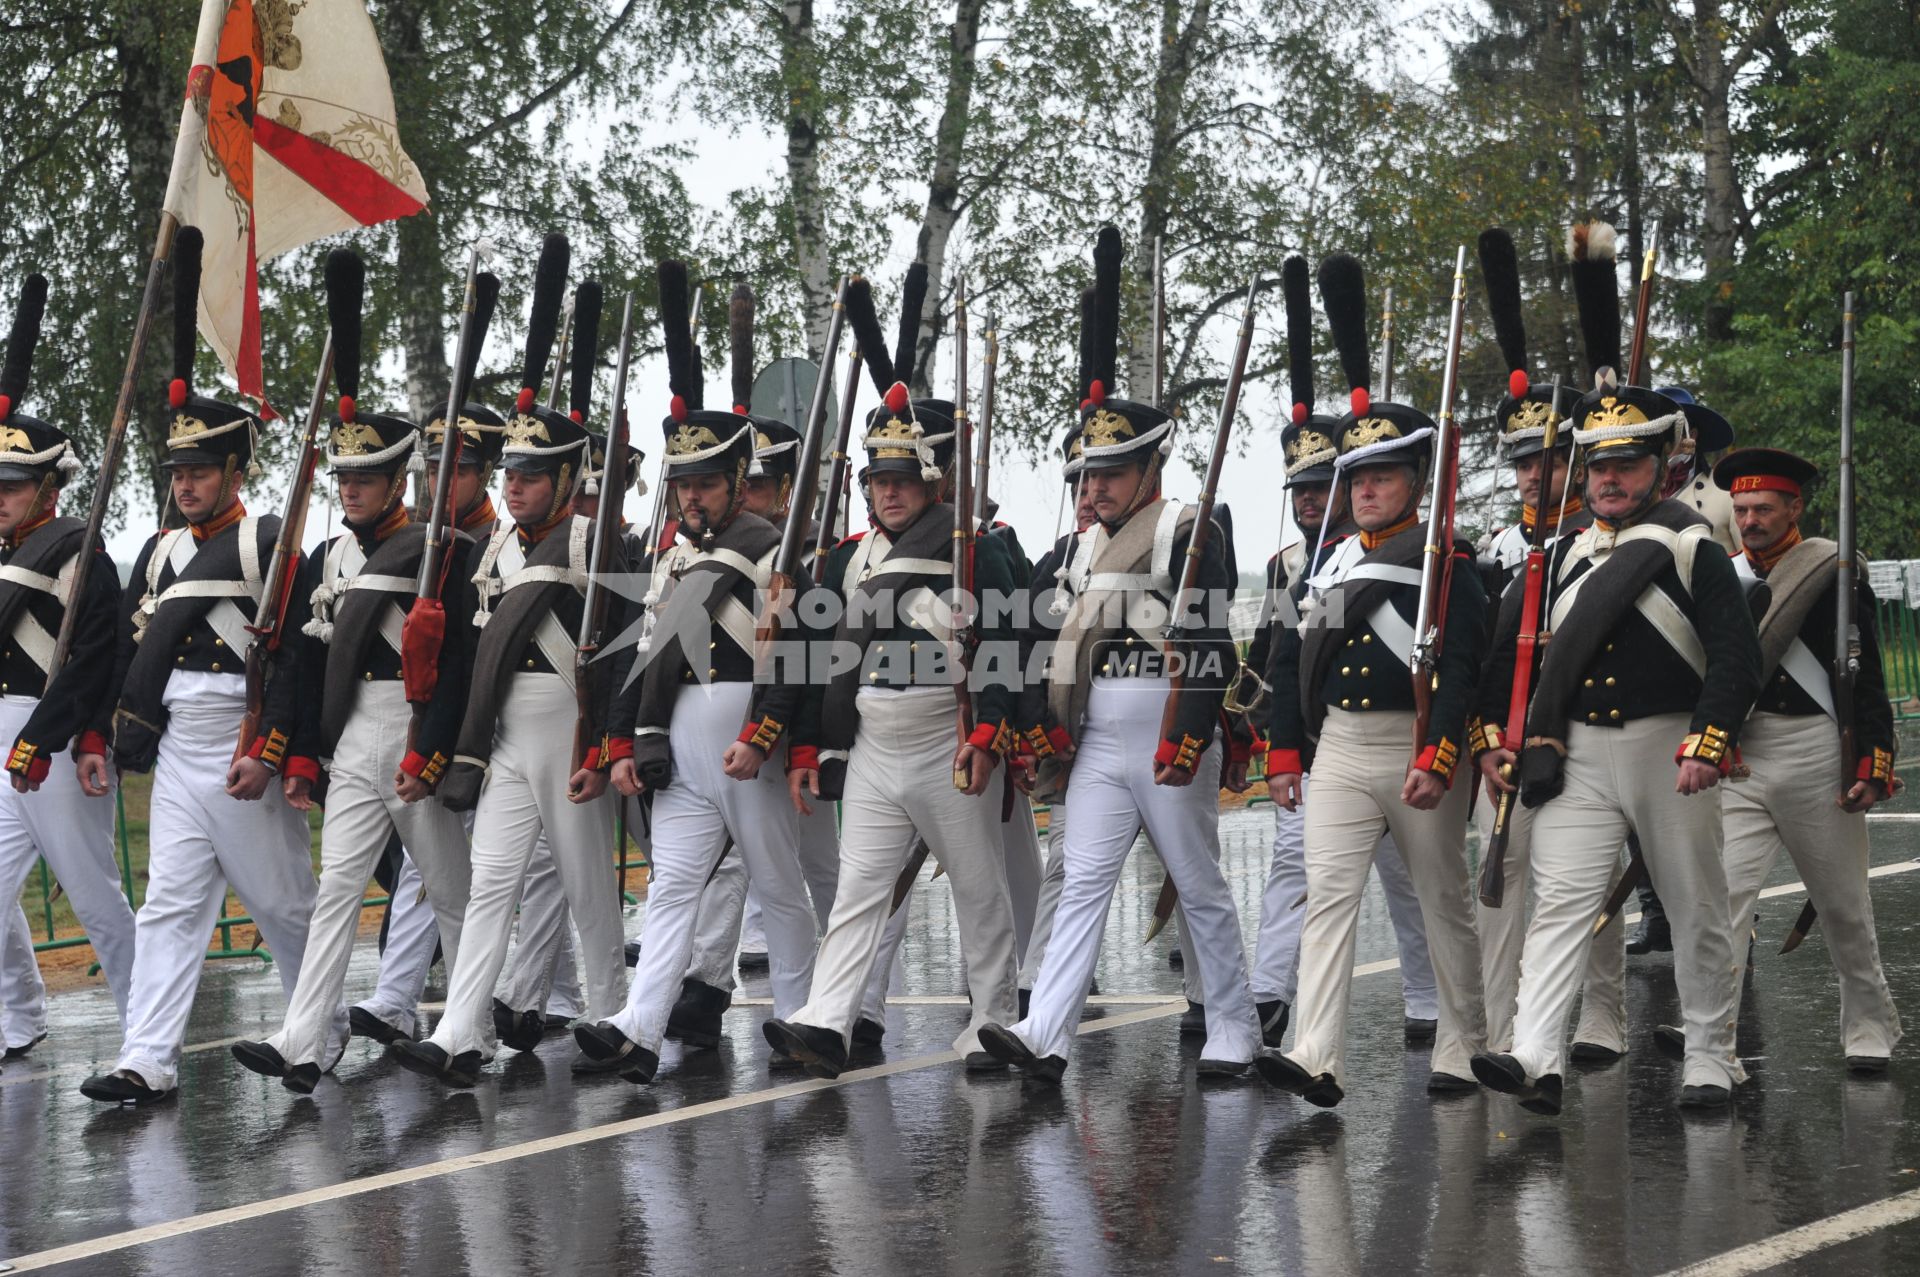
[82,228,336,1105]
[0,273,137,1049]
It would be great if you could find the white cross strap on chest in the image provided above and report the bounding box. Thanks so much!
[474,519,589,627]
[3,554,80,672]
[1549,522,1709,675]
[1364,598,1416,670]
[1777,636,1838,720]
[139,519,263,656]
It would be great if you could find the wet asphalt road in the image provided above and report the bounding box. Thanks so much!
[4,750,1920,1276]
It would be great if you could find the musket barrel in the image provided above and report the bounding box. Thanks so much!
[416,249,484,597]
[776,277,849,577]
[1411,247,1468,675]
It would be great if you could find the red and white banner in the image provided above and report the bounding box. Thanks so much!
[163,0,429,406]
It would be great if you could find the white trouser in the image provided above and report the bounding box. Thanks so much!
[1473,787,1626,1054]
[498,837,584,1020]
[685,799,838,992]
[426,673,623,1058]
[1,901,44,1049]
[1001,787,1044,966]
[610,683,816,1050]
[356,849,440,1038]
[1252,774,1439,1019]
[1515,716,1743,1089]
[264,682,470,1068]
[790,686,1017,1054]
[740,890,767,954]
[116,673,325,1090]
[1284,709,1487,1084]
[1013,677,1260,1065]
[1018,804,1070,989]
[0,694,136,1021]
[1723,713,1901,1058]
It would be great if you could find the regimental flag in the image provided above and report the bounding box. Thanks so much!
[162,0,428,408]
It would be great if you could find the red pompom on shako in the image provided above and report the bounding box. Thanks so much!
[1509,369,1530,400]
[169,378,189,409]
[569,409,583,424]
[338,394,357,423]
[885,382,910,414]
[1087,378,1107,407]
[669,393,688,423]
[515,386,534,414]
[1350,387,1370,416]
[1291,401,1308,425]
[0,396,12,421]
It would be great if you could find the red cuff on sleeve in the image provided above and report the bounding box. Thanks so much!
[1227,734,1253,765]
[6,739,48,784]
[1412,743,1458,786]
[738,715,785,753]
[1266,748,1303,775]
[787,744,821,772]
[1155,733,1206,772]
[283,756,321,784]
[1250,738,1270,756]
[78,730,109,758]
[400,750,451,786]
[604,734,634,761]
[966,721,1001,752]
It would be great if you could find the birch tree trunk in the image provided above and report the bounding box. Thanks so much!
[781,1,837,363]
[910,0,986,398]
[1130,0,1211,408]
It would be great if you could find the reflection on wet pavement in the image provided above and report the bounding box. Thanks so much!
[4,766,1920,1276]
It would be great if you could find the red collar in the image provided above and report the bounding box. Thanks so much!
[458,496,496,533]
[1520,495,1583,531]
[1359,513,1418,552]
[190,500,246,541]
[3,508,54,550]
[517,503,574,546]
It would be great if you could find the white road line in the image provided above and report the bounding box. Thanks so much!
[0,1002,1184,1273]
[1659,1187,1920,1276]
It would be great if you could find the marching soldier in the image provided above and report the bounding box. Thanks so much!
[81,227,333,1105]
[230,250,479,1093]
[1256,253,1489,1107]
[1242,256,1441,1052]
[1469,227,1625,1063]
[349,394,519,1046]
[1713,446,1899,1073]
[573,268,819,1083]
[670,349,840,1050]
[980,227,1259,1085]
[1471,301,1762,1111]
[762,266,1021,1079]
[0,274,137,1036]
[391,244,631,1087]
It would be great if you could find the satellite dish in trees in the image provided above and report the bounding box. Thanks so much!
[750,357,833,430]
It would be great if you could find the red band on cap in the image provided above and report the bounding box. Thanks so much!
[1730,474,1800,497]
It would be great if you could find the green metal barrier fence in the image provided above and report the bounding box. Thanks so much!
[1880,596,1920,720]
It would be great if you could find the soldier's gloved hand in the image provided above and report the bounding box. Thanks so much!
[77,752,112,797]
[568,766,607,804]
[1266,770,1302,811]
[610,758,644,798]
[225,755,273,802]
[789,766,820,816]
[722,741,766,782]
[1675,759,1721,796]
[1401,766,1445,811]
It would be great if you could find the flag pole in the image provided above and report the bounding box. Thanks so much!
[48,210,182,676]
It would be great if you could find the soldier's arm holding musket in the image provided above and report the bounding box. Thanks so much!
[9,541,121,794]
[1262,573,1309,811]
[277,549,329,810]
[1841,576,1897,812]
[783,535,859,812]
[393,535,479,804]
[1007,536,1070,794]
[1472,570,1526,796]
[1675,542,1764,796]
[953,526,1018,797]
[229,530,321,803]
[1402,546,1487,810]
[74,536,158,795]
[1154,522,1236,789]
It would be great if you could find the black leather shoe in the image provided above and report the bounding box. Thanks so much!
[1427,1070,1479,1095]
[349,1006,408,1045]
[666,978,732,1049]
[231,1040,288,1078]
[1404,1016,1438,1046]
[963,1050,1009,1072]
[763,1019,848,1080]
[283,1062,322,1095]
[1088,976,1100,996]
[1256,1000,1290,1048]
[1570,1041,1625,1065]
[738,949,770,972]
[492,998,545,1053]
[3,1031,47,1060]
[389,1039,482,1088]
[1626,914,1673,955]
[543,1011,576,1034]
[80,1070,175,1105]
[851,1017,886,1048]
[1018,988,1032,1020]
[768,1050,808,1073]
[1652,1025,1686,1060]
[978,1023,1066,1084]
[1179,1001,1206,1037]
[624,939,641,968]
[1679,1083,1730,1109]
[1847,1055,1890,1076]
[1471,1052,1562,1115]
[1253,1049,1342,1107]
[1197,1057,1251,1079]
